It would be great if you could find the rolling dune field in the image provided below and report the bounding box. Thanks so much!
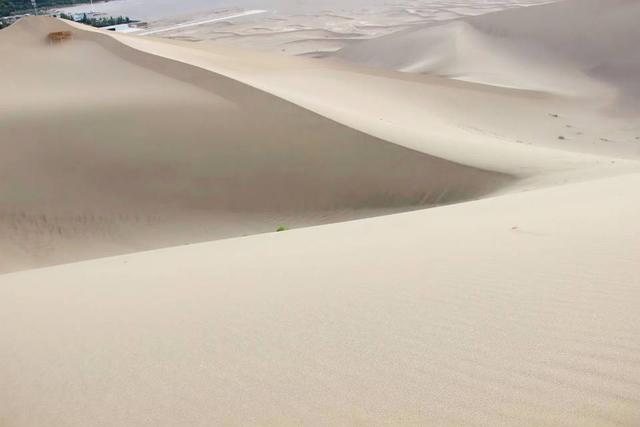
[1,1,640,425]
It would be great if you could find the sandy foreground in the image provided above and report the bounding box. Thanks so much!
[1,0,640,425]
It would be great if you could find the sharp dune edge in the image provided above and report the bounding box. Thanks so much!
[338,0,640,101]
[1,0,640,425]
[0,17,511,273]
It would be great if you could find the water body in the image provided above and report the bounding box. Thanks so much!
[57,0,234,21]
[55,0,396,21]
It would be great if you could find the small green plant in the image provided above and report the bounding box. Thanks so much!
[276,225,288,232]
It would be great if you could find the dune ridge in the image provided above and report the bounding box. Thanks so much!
[2,1,640,425]
[1,169,639,426]
[0,17,512,273]
[337,0,640,105]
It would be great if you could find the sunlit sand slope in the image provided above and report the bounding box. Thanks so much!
[1,172,639,426]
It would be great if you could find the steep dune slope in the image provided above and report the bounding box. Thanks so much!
[21,12,640,173]
[0,17,510,272]
[337,0,640,105]
[116,24,640,170]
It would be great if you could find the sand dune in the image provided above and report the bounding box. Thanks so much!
[1,170,639,426]
[338,0,640,105]
[1,0,640,424]
[0,17,509,272]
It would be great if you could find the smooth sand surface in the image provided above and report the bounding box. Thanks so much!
[2,172,640,426]
[1,0,640,424]
[338,0,640,102]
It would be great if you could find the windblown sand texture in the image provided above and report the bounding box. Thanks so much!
[1,0,640,425]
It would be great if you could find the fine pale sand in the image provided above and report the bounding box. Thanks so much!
[0,17,510,273]
[1,0,640,424]
[337,0,640,101]
[2,172,640,426]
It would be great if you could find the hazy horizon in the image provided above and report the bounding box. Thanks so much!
[54,0,548,21]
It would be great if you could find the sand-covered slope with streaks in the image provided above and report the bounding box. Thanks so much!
[1,171,640,426]
[0,17,510,273]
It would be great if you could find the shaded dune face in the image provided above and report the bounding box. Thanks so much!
[0,18,513,272]
[336,0,640,106]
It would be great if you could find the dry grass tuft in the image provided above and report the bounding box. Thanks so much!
[47,31,72,43]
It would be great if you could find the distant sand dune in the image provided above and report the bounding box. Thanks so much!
[337,0,640,105]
